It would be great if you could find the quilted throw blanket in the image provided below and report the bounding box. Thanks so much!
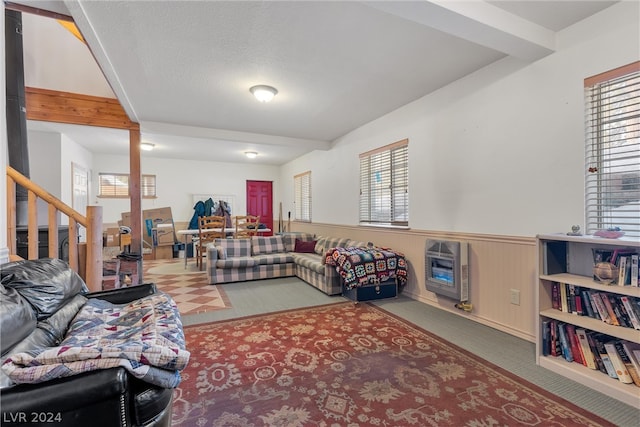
[326,246,408,290]
[2,292,190,388]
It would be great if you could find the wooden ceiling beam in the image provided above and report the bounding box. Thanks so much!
[25,87,138,130]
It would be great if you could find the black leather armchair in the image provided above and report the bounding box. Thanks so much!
[0,259,177,427]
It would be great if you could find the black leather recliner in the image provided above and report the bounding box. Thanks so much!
[0,258,177,427]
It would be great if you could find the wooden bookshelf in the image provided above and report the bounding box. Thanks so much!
[536,233,640,407]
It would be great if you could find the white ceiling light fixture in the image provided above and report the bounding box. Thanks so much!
[140,142,155,151]
[245,151,258,159]
[250,85,278,103]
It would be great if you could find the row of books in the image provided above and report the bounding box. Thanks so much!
[551,282,640,330]
[542,319,640,387]
[592,249,639,286]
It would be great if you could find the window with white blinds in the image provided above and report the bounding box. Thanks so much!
[585,61,640,238]
[294,171,311,222]
[359,139,408,226]
[98,173,157,198]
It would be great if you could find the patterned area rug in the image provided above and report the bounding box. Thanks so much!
[143,259,231,316]
[172,302,615,427]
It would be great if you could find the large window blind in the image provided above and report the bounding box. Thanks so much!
[359,139,408,226]
[294,171,311,222]
[99,173,157,198]
[585,61,640,238]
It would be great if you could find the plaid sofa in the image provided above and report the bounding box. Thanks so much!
[206,236,295,285]
[205,233,368,295]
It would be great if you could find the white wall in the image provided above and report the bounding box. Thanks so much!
[280,2,639,238]
[91,154,281,224]
[22,13,114,97]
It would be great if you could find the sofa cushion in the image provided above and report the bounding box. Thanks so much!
[214,238,251,257]
[0,284,37,357]
[0,258,87,321]
[291,253,325,274]
[253,253,294,265]
[314,236,352,255]
[251,236,285,255]
[216,257,257,269]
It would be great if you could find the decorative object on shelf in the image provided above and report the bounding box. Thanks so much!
[594,227,625,239]
[593,262,620,284]
[567,225,582,236]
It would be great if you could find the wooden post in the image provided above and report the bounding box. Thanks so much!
[6,176,17,254]
[47,204,58,258]
[28,190,38,259]
[129,126,143,280]
[68,218,79,271]
[84,205,103,292]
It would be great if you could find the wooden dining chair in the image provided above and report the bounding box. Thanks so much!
[234,215,260,239]
[196,215,226,270]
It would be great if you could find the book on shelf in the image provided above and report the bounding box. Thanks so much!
[622,341,640,386]
[586,331,607,374]
[613,341,640,387]
[552,282,560,310]
[584,290,602,321]
[557,323,573,363]
[568,285,578,314]
[575,328,597,369]
[613,295,634,329]
[559,283,569,313]
[609,295,631,328]
[580,290,596,319]
[611,249,636,265]
[592,293,612,325]
[600,293,621,326]
[632,254,639,287]
[604,341,633,384]
[593,334,618,379]
[542,320,550,356]
[565,324,585,366]
[617,255,628,286]
[550,320,561,358]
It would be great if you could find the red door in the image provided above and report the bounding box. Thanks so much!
[246,180,273,236]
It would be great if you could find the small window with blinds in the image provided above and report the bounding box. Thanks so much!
[585,61,639,238]
[98,173,157,199]
[359,139,408,226]
[294,171,311,222]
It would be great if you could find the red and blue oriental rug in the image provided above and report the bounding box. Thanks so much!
[172,302,614,426]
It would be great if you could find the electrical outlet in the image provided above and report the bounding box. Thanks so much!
[510,289,520,305]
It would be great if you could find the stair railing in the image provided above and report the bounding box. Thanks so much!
[6,166,103,291]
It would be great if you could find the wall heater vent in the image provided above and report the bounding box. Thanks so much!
[425,239,469,301]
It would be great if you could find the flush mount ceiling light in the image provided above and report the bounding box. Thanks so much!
[250,85,278,103]
[140,142,155,151]
[245,151,258,159]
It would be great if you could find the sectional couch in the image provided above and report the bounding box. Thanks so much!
[206,232,368,295]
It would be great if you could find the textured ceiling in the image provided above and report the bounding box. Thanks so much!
[19,0,617,165]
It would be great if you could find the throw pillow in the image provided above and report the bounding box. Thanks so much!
[295,239,317,253]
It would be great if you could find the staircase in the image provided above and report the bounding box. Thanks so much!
[6,166,103,291]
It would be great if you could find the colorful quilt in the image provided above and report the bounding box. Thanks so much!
[326,246,407,290]
[2,292,190,388]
